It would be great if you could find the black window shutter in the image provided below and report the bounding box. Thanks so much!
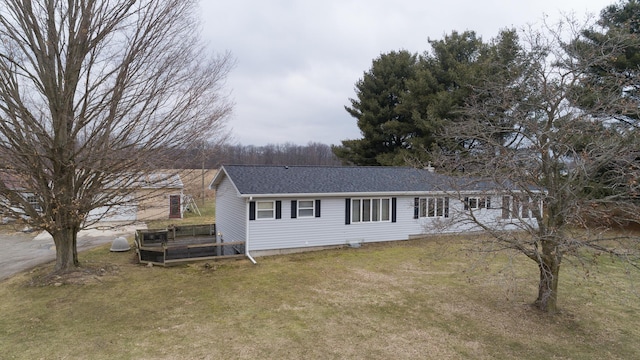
[391,197,397,223]
[345,198,351,225]
[315,200,321,217]
[275,201,282,219]
[249,201,256,221]
[291,200,297,218]
[464,197,469,210]
[413,198,419,219]
[486,197,491,209]
[444,197,449,218]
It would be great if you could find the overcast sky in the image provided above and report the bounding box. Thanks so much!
[199,0,616,146]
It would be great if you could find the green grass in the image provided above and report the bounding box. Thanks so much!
[0,236,639,359]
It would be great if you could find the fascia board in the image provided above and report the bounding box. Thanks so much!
[209,166,243,197]
[208,167,227,189]
[238,191,460,198]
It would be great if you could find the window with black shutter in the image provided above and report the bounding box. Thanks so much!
[249,201,256,221]
[345,198,351,225]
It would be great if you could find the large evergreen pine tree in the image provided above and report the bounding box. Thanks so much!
[570,0,640,200]
[334,50,419,165]
[334,31,516,166]
[576,0,640,122]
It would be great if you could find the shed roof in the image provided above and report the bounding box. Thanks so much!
[211,165,496,196]
[0,170,29,191]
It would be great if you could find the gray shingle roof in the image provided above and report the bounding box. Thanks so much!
[215,165,495,195]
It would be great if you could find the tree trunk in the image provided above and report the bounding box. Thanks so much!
[534,257,561,313]
[53,227,80,272]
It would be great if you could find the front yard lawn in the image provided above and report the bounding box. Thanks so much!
[1,235,638,359]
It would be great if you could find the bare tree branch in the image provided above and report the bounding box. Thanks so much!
[0,0,233,271]
[432,15,640,313]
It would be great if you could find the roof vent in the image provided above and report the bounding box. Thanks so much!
[284,166,289,169]
[110,236,131,252]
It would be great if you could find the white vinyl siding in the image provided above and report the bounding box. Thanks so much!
[214,175,540,253]
[249,197,411,252]
[247,196,521,252]
[214,176,246,243]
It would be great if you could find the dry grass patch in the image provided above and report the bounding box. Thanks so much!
[146,198,216,229]
[0,236,639,359]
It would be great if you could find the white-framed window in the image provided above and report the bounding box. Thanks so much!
[465,196,491,210]
[502,196,511,219]
[26,194,42,212]
[351,198,390,223]
[501,195,542,219]
[418,197,449,218]
[297,200,315,218]
[256,201,275,219]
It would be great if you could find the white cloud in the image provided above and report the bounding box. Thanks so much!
[199,0,614,146]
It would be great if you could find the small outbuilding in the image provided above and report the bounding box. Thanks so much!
[0,170,185,223]
[87,172,185,222]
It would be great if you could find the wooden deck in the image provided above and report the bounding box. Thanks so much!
[134,224,246,266]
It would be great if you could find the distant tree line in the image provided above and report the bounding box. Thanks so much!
[170,142,343,168]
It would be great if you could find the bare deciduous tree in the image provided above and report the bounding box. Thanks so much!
[0,0,233,272]
[433,18,640,313]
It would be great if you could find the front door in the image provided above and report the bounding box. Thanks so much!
[169,195,181,218]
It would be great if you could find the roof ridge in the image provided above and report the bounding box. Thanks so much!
[222,164,416,169]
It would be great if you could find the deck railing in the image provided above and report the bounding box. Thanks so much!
[134,224,245,265]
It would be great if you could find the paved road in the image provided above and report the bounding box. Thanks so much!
[0,223,145,282]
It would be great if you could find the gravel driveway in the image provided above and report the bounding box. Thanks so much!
[0,223,145,281]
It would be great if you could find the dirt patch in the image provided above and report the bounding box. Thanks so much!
[27,263,120,287]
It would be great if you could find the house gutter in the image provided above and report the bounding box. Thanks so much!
[238,189,528,199]
[238,191,448,199]
[245,198,257,265]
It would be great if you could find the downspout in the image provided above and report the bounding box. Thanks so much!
[247,251,257,265]
[245,197,257,264]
